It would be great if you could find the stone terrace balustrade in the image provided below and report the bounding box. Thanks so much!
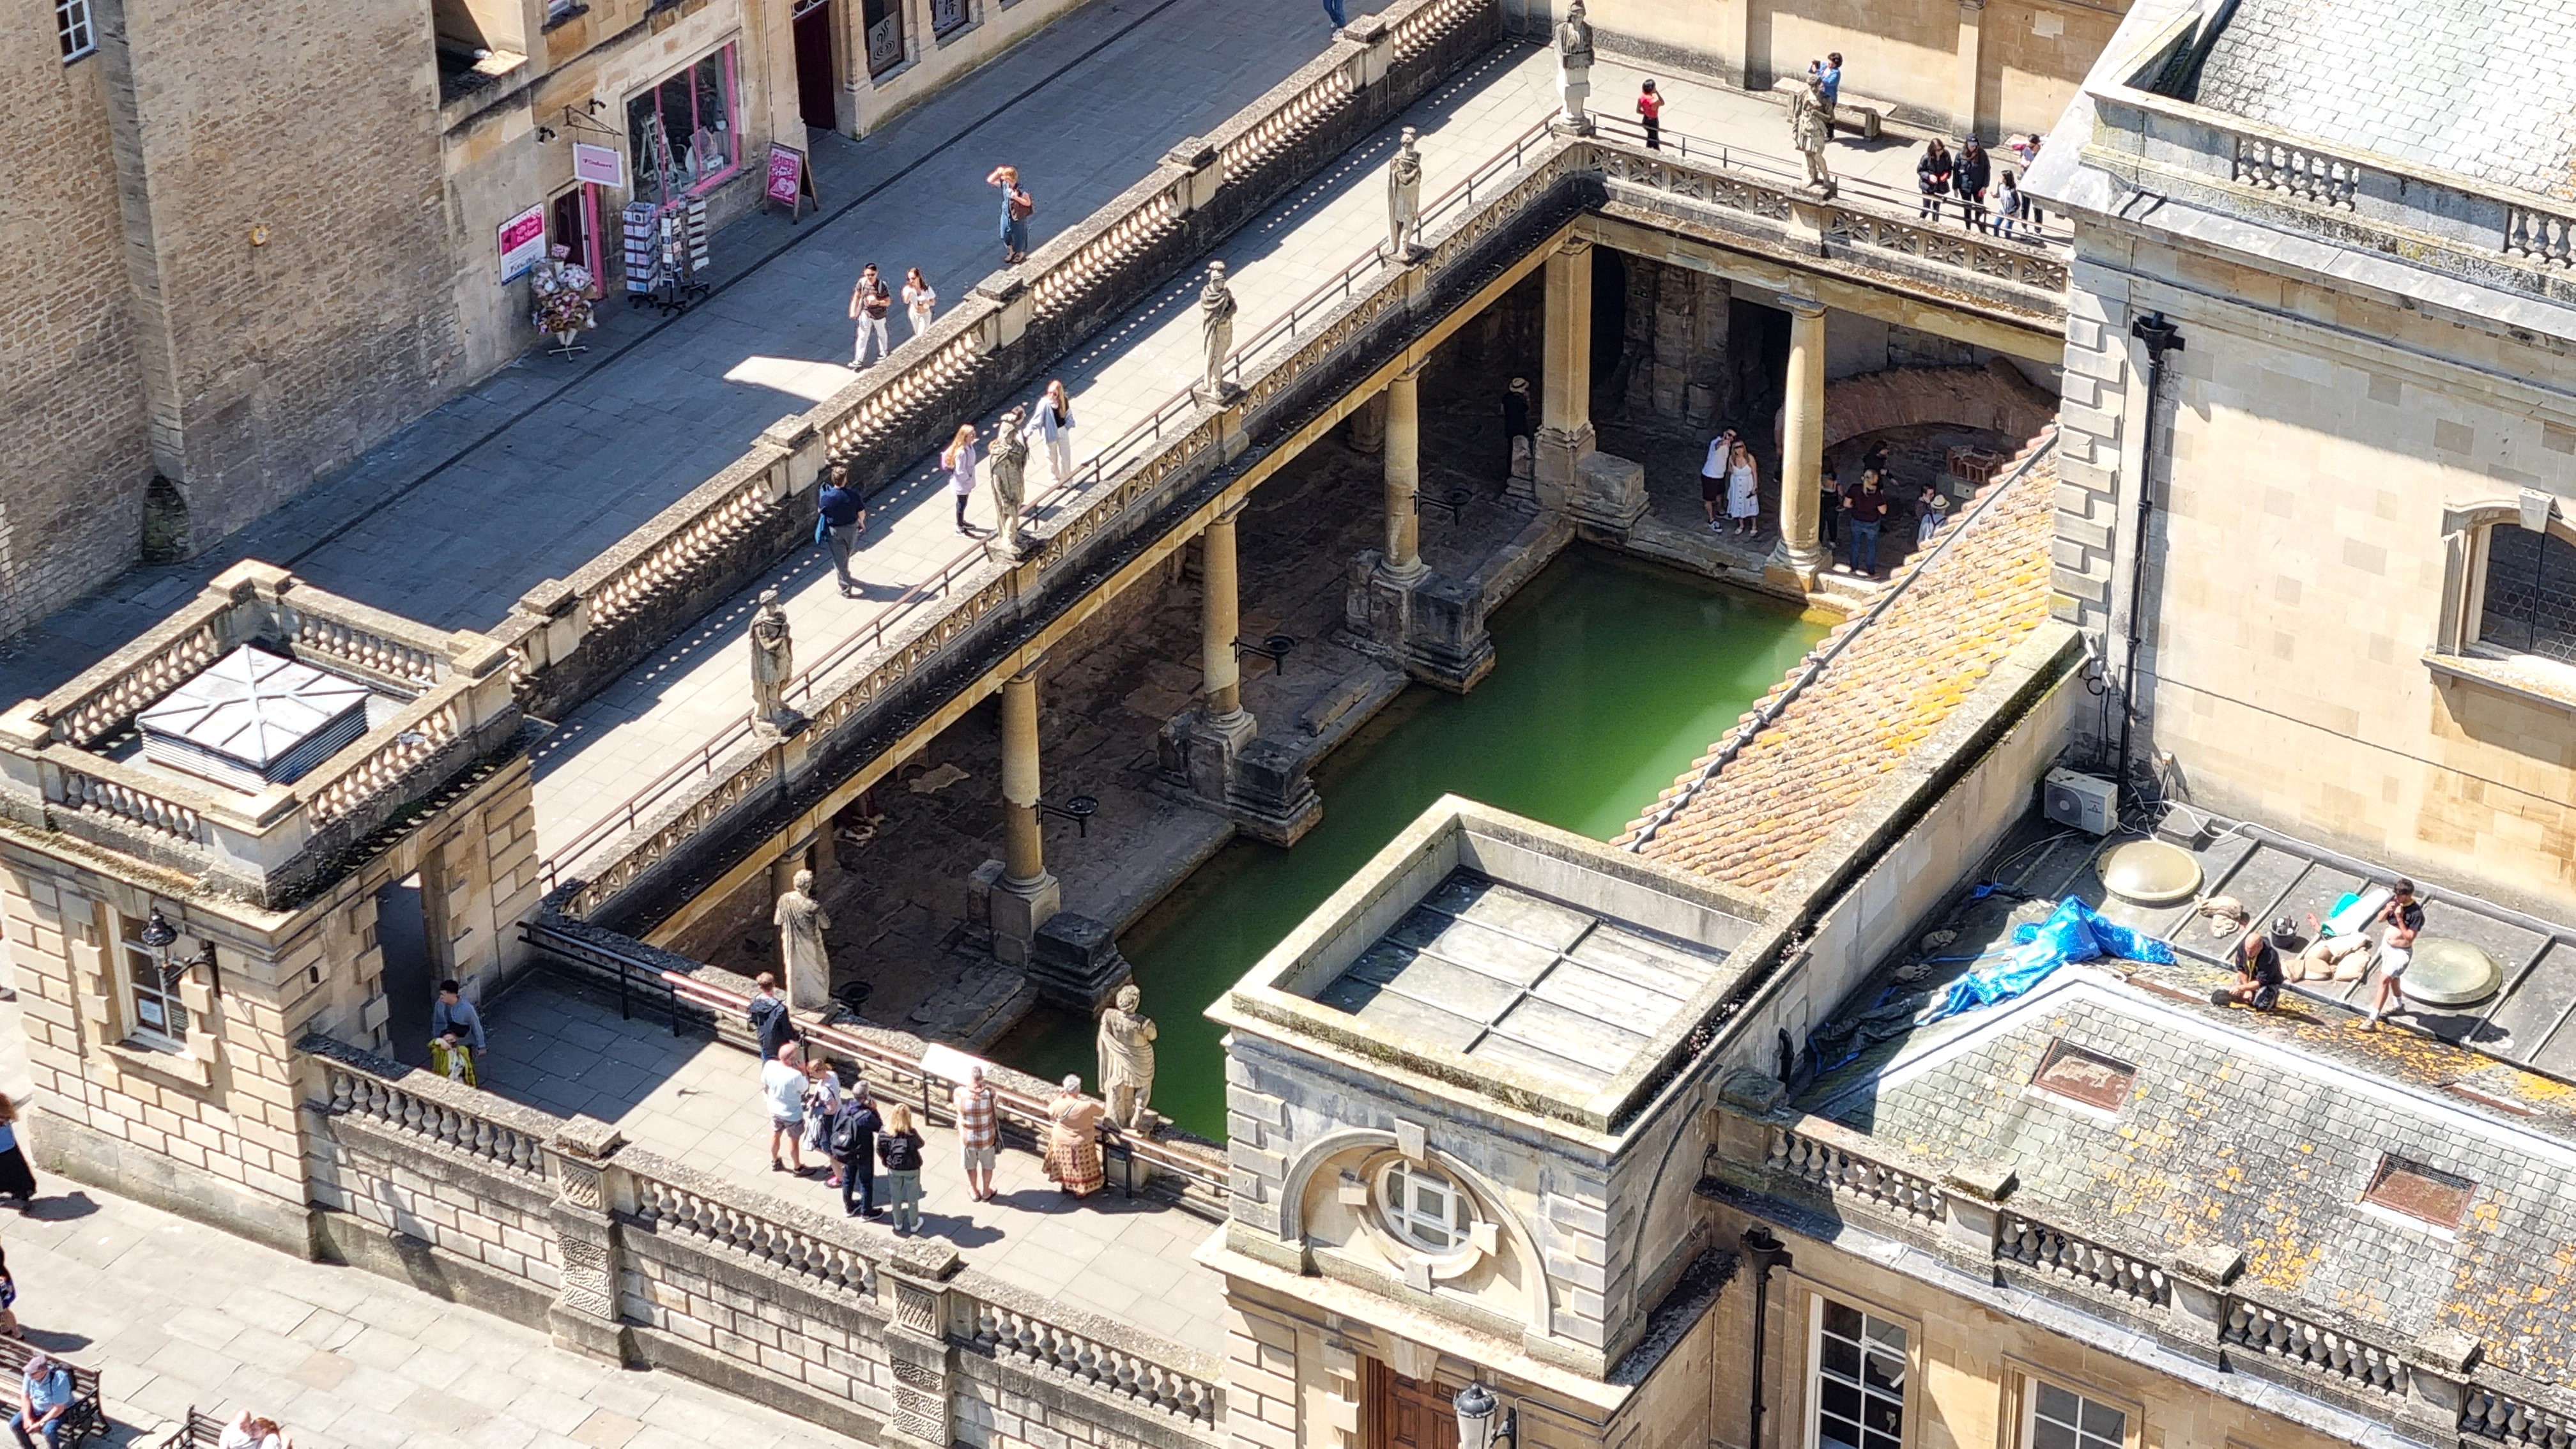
[1705,1096,2543,1447]
[300,1034,1227,1448]
[0,561,520,907]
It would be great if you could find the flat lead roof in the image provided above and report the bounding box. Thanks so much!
[1307,870,1733,1094]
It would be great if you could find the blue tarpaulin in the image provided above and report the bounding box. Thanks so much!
[1917,897,2177,1025]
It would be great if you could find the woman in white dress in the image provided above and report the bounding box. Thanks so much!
[903,267,937,338]
[1726,439,1761,537]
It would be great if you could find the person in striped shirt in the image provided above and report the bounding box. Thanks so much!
[953,1064,999,1202]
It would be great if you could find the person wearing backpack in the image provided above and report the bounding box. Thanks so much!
[988,165,1034,265]
[746,973,797,1062]
[831,1083,882,1217]
[877,1103,926,1234]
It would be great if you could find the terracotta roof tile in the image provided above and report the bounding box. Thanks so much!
[1616,432,2059,896]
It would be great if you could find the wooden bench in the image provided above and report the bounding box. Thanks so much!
[154,1407,226,1449]
[0,1339,105,1449]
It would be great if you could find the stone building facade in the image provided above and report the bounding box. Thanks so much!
[2031,0,2576,917]
[3,0,1104,642]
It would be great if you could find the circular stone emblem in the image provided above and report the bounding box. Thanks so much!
[2400,937,2504,1008]
[2095,838,2202,906]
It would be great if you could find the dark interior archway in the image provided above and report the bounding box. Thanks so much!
[140,476,189,565]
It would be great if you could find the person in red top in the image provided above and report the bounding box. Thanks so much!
[1636,80,1664,150]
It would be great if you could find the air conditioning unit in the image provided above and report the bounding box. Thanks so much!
[2043,769,2118,835]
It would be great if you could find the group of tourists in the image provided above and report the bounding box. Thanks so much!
[746,976,1112,1236]
[1917,134,2043,237]
[1698,434,1949,578]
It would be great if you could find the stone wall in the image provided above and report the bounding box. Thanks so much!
[2052,234,2576,919]
[297,1038,1226,1449]
[0,38,157,638]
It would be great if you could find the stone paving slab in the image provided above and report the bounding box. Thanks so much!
[0,999,850,1449]
[475,979,1229,1351]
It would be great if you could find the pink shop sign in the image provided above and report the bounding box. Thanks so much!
[497,204,548,283]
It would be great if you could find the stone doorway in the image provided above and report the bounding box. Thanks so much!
[1370,1364,1459,1449]
[375,873,435,1063]
[792,0,839,132]
[139,475,188,564]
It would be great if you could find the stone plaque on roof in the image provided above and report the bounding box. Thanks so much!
[137,645,373,790]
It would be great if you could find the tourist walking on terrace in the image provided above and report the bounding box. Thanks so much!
[2359,879,2425,1031]
[0,1248,22,1339]
[943,424,983,535]
[1842,469,1889,578]
[1635,79,1664,150]
[878,1103,925,1233]
[1725,436,1761,538]
[1916,139,1952,222]
[762,1042,809,1176]
[1700,428,1737,531]
[1028,379,1076,484]
[11,1354,71,1449]
[1814,53,1841,132]
[1954,139,1992,233]
[747,972,798,1062]
[850,263,893,367]
[801,1055,845,1185]
[988,165,1034,266]
[1992,171,2025,240]
[831,1082,882,1217]
[0,1093,41,1206]
[817,464,866,596]
[953,1064,999,1202]
[903,266,937,339]
[1045,1075,1107,1198]
[430,979,483,1086]
[1321,0,1345,33]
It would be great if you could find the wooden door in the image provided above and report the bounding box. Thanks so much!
[1371,1365,1459,1449]
[791,0,838,132]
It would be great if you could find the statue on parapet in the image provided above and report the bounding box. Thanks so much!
[990,404,1031,558]
[749,588,795,728]
[1789,72,1837,195]
[773,868,831,1011]
[1096,983,1158,1131]
[1554,1,1595,133]
[1388,126,1425,257]
[1197,261,1238,402]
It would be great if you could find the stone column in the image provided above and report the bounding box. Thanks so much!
[544,1117,635,1366]
[1347,390,1388,454]
[1774,295,1830,581]
[992,664,1059,967]
[1381,363,1428,582]
[1201,512,1246,721]
[1954,0,1987,143]
[1531,238,1597,512]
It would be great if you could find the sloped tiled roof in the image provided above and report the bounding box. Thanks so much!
[1615,432,2058,896]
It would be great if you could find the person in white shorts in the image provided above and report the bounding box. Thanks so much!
[2359,878,2423,1031]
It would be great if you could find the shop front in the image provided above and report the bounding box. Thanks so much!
[621,43,744,310]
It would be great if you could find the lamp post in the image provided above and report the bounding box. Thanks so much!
[137,908,219,997]
[1453,1383,1514,1449]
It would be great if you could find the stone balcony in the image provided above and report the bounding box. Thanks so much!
[0,560,521,907]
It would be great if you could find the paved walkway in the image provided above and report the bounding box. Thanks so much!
[0,0,1344,699]
[475,981,1226,1349]
[0,999,848,1449]
[528,47,1958,867]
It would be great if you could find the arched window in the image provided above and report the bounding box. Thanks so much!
[2478,523,2576,664]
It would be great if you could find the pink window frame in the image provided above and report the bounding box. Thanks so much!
[632,44,743,199]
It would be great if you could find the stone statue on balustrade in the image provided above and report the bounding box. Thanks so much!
[1096,983,1158,1131]
[990,404,1032,558]
[773,868,831,1011]
[1197,261,1238,403]
[1388,126,1424,257]
[1789,73,1836,195]
[749,588,795,728]
[1553,1,1595,134]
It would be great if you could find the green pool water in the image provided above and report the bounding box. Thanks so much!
[991,548,1825,1138]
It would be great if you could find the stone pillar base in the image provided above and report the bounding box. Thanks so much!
[548,1306,638,1367]
[988,870,1060,968]
[1568,451,1649,539]
[1346,553,1494,695]
[1173,705,1258,807]
[1227,737,1322,847]
[1027,913,1133,1011]
[1531,423,1595,514]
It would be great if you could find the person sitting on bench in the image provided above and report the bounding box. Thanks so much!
[12,1354,71,1449]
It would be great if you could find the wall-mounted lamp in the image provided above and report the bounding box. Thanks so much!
[138,908,221,997]
[1453,1383,1515,1449]
[536,125,558,142]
